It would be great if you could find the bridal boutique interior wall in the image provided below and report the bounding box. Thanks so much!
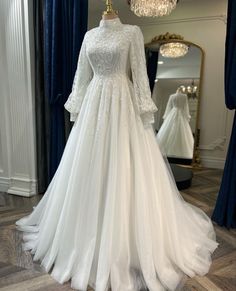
[89,0,233,169]
[0,1,231,198]
[0,0,37,196]
[141,18,233,169]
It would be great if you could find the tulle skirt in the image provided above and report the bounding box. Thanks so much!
[157,110,194,159]
[16,75,219,291]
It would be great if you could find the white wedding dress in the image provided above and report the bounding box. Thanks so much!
[157,92,194,159]
[15,18,218,291]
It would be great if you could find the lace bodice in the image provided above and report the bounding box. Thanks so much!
[64,17,157,125]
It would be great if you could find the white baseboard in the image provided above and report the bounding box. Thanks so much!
[200,156,225,169]
[0,176,38,197]
[0,177,10,193]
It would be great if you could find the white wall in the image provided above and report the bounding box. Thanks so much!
[157,65,200,79]
[0,0,37,196]
[89,0,233,169]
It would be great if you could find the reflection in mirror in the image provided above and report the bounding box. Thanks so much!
[146,37,203,165]
[156,86,194,160]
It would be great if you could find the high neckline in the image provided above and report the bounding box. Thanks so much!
[99,17,122,29]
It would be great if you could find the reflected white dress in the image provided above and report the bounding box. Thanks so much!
[15,18,218,291]
[157,93,194,159]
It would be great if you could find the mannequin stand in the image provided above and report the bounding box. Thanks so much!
[170,164,193,190]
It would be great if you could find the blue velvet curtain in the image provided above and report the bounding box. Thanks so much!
[44,0,88,179]
[146,49,159,93]
[34,0,51,193]
[212,0,236,229]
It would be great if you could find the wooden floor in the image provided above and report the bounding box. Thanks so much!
[0,168,235,290]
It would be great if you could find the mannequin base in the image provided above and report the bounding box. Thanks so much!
[170,163,193,190]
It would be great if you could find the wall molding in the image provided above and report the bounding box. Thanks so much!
[141,14,227,27]
[0,176,37,197]
[7,177,37,197]
[0,177,11,193]
[0,0,37,196]
[201,156,225,170]
[199,136,227,151]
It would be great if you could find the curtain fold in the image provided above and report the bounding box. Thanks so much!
[44,0,88,179]
[212,0,236,228]
[34,0,50,193]
[146,49,159,93]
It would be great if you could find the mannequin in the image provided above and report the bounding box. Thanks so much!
[15,6,218,291]
[156,87,194,159]
[102,0,118,20]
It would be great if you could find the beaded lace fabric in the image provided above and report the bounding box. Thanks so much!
[64,17,158,125]
[16,17,219,291]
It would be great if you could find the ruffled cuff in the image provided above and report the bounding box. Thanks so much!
[139,103,158,127]
[140,112,155,128]
[70,113,78,122]
[64,93,79,122]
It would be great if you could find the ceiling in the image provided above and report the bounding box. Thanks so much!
[90,0,196,12]
[88,0,227,27]
[156,45,202,79]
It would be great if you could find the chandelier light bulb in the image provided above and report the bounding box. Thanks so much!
[180,81,198,98]
[130,0,177,17]
[160,42,189,58]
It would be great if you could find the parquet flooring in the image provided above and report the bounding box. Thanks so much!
[0,168,235,290]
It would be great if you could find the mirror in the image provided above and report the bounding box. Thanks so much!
[145,34,204,166]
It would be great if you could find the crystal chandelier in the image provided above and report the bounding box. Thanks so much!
[160,42,189,58]
[130,0,178,17]
[181,81,198,98]
[152,33,189,58]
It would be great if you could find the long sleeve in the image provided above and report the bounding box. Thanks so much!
[64,34,93,121]
[163,95,173,119]
[130,26,158,127]
[183,95,191,122]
